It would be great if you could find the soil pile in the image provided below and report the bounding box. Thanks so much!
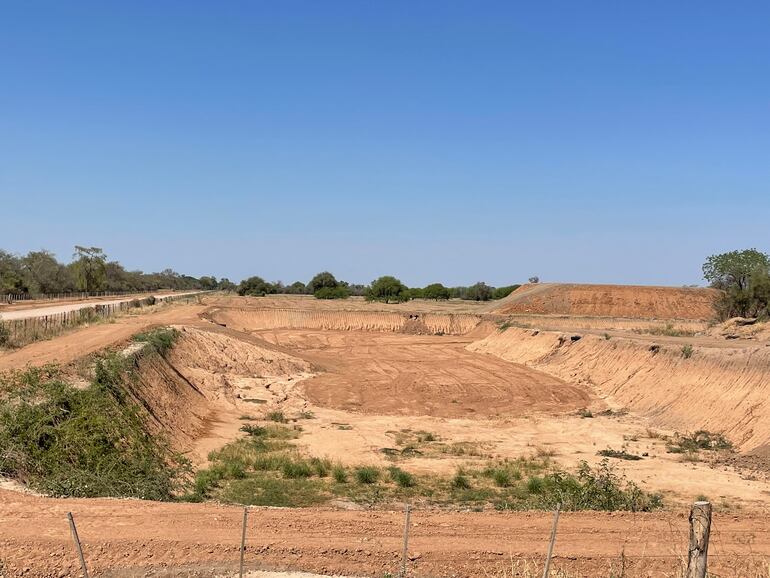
[489,283,720,320]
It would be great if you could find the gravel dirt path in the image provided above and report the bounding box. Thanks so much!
[1,490,768,578]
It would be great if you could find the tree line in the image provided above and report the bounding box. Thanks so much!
[238,271,522,303]
[0,246,235,295]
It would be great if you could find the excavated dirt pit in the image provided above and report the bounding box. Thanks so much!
[4,296,770,578]
[134,305,770,509]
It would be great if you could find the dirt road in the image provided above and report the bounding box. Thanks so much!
[0,303,207,371]
[1,489,768,578]
[0,291,205,321]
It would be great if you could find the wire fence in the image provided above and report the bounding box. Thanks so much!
[2,289,162,304]
[0,293,205,347]
[54,501,755,578]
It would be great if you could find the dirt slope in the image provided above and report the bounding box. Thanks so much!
[208,308,482,336]
[469,327,770,451]
[488,283,720,320]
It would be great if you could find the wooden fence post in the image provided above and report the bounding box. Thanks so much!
[400,504,412,578]
[67,512,89,578]
[542,503,561,578]
[239,507,248,578]
[686,501,712,578]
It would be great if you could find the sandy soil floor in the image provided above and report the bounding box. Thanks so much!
[255,329,589,418]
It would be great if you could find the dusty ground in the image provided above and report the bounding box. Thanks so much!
[2,490,770,578]
[256,329,589,418]
[2,291,770,577]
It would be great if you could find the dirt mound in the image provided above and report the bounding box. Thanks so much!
[488,283,720,320]
[469,327,770,451]
[208,308,482,335]
[706,317,770,341]
[123,327,312,457]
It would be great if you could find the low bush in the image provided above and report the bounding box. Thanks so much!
[132,327,179,355]
[388,466,416,488]
[332,464,348,483]
[0,361,189,500]
[597,448,643,461]
[240,424,267,437]
[451,471,472,489]
[266,410,287,423]
[666,430,733,453]
[355,466,380,484]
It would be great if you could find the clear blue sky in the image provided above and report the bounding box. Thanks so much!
[2,1,768,287]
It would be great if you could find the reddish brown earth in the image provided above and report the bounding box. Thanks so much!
[2,293,769,578]
[255,329,590,418]
[2,489,769,578]
[489,283,720,320]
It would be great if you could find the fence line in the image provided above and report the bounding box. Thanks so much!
[1,289,186,304]
[58,501,720,578]
[0,293,205,347]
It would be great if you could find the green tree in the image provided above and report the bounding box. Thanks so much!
[492,284,521,300]
[285,281,307,294]
[704,249,770,319]
[0,250,29,294]
[465,281,493,301]
[218,278,237,292]
[199,276,218,290]
[22,250,74,294]
[238,276,275,296]
[422,283,450,300]
[72,246,107,293]
[313,286,350,299]
[367,276,410,303]
[308,271,339,294]
[703,249,770,291]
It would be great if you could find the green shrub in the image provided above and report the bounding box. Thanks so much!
[666,430,733,453]
[266,410,287,423]
[681,344,694,359]
[240,424,267,437]
[492,469,512,487]
[332,464,348,483]
[451,471,471,489]
[132,327,179,355]
[282,459,313,479]
[526,476,544,494]
[388,466,416,488]
[0,361,188,500]
[310,457,331,477]
[355,466,380,484]
[597,448,643,461]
